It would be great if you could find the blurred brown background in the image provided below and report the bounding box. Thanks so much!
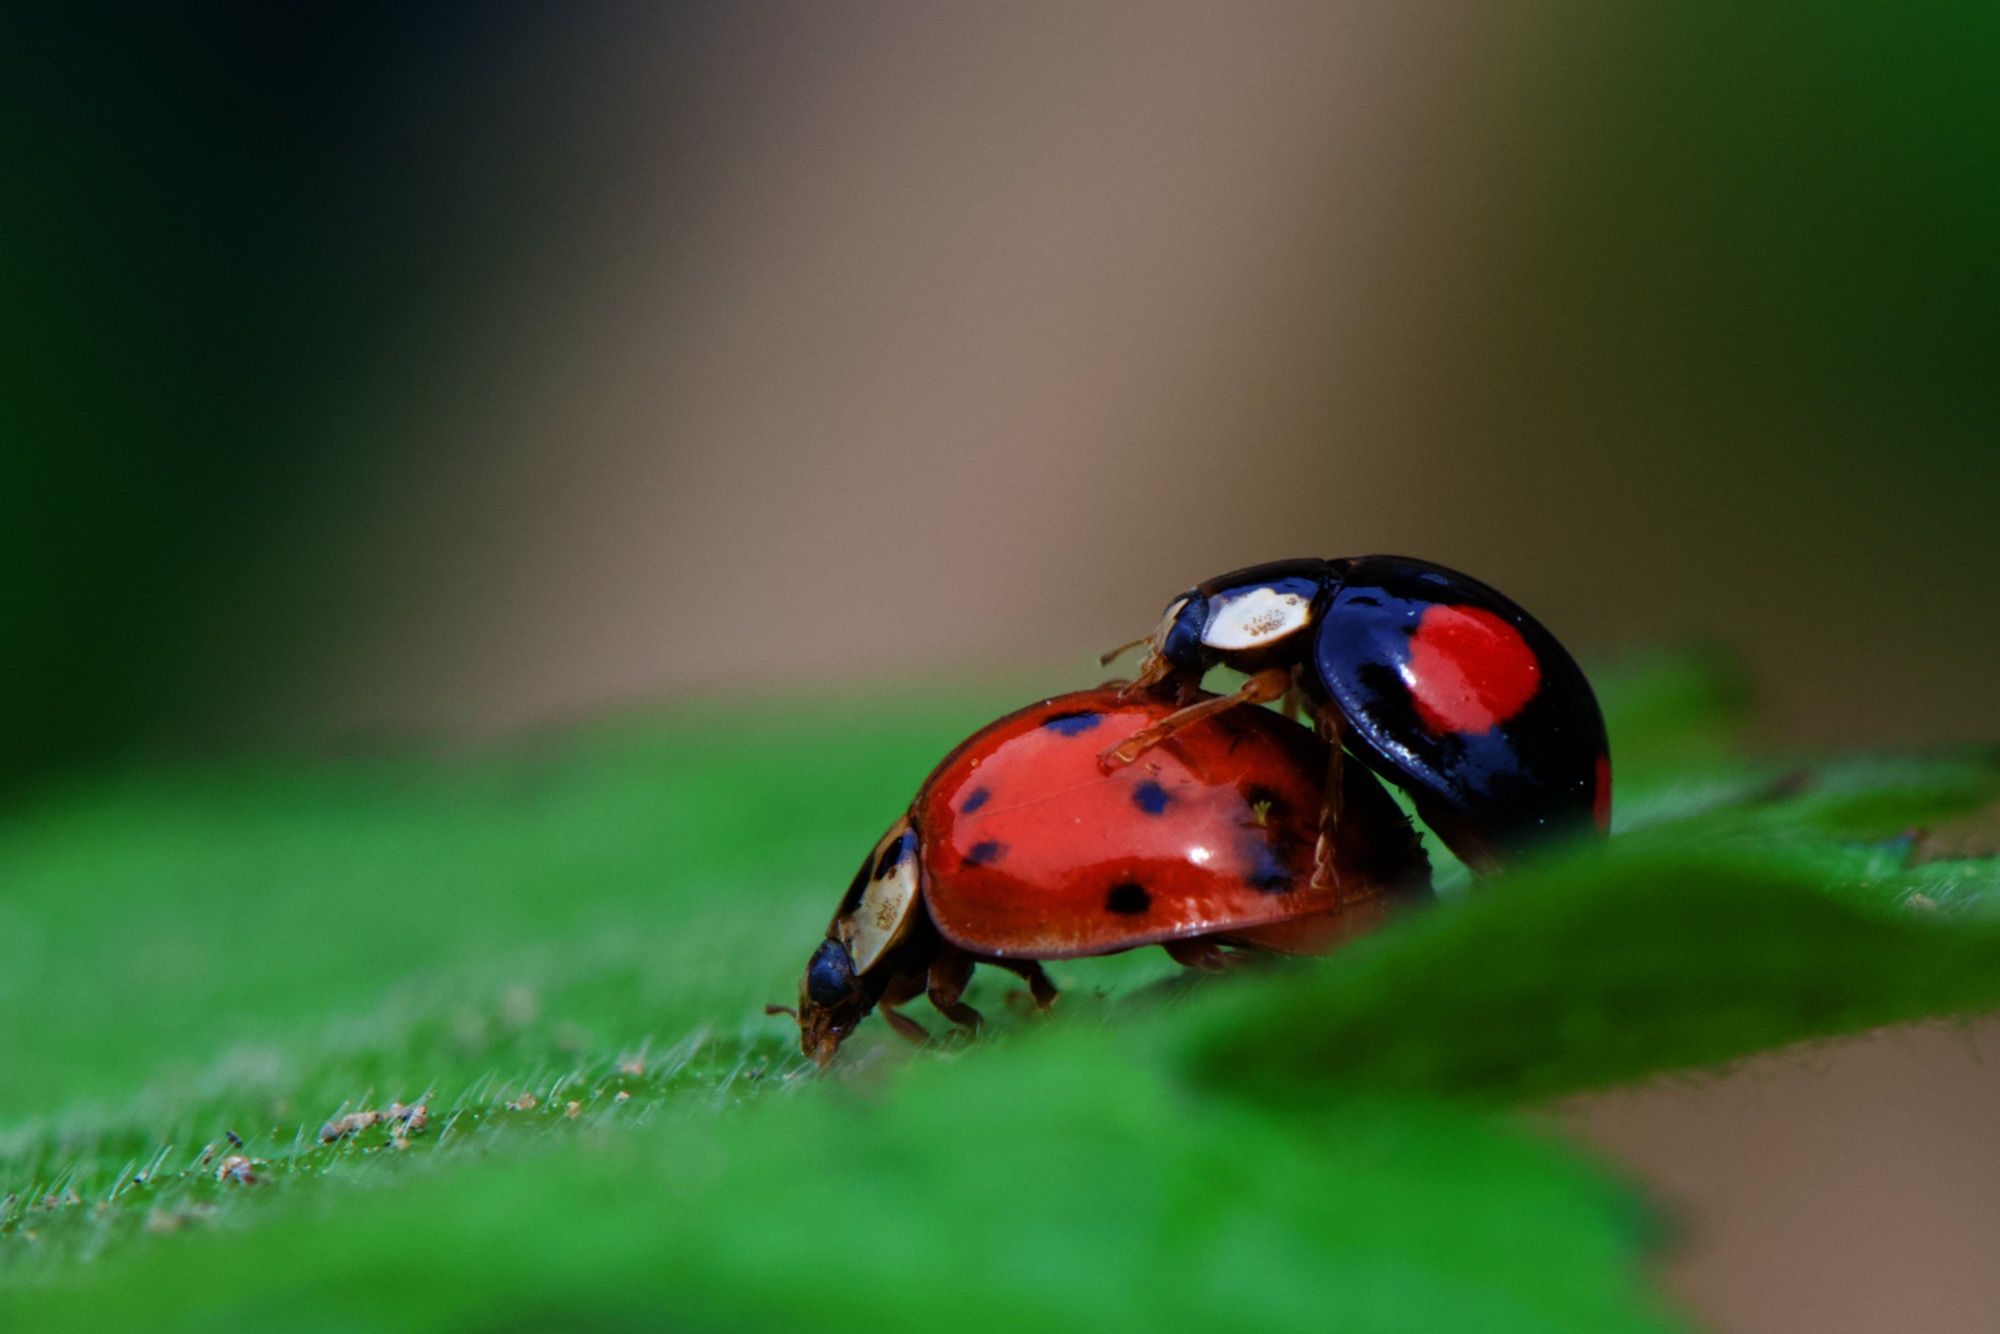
[6,2,1993,778]
[6,5,1997,1330]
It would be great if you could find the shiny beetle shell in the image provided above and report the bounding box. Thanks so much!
[1146,555,1610,866]
[912,687,1413,956]
[787,683,1432,1064]
[1309,556,1608,862]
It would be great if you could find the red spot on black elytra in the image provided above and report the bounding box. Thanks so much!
[1593,754,1612,832]
[1404,604,1541,734]
[963,840,1006,868]
[1104,882,1151,914]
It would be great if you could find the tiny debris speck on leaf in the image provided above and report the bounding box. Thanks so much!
[317,1100,430,1145]
[215,1155,259,1186]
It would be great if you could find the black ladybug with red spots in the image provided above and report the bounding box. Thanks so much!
[1103,556,1609,879]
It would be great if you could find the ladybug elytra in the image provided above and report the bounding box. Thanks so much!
[1107,556,1610,875]
[787,685,1431,1064]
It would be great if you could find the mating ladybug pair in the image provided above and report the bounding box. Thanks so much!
[779,557,1610,1064]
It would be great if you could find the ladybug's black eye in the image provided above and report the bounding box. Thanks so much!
[805,939,856,1005]
[1159,592,1209,670]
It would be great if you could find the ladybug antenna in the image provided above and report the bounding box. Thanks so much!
[763,1003,798,1020]
[1099,636,1150,667]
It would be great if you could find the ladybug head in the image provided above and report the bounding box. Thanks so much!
[1135,564,1329,685]
[796,938,868,1065]
[806,938,855,1004]
[1132,591,1212,688]
[792,818,928,1065]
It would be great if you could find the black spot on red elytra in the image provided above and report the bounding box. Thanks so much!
[1104,882,1151,914]
[963,840,1006,868]
[1242,836,1294,893]
[1042,710,1101,736]
[1131,780,1170,816]
[960,787,990,814]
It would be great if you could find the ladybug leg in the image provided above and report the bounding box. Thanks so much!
[1308,714,1349,895]
[1099,667,1291,771]
[1098,635,1151,667]
[986,957,1058,1012]
[1280,665,1310,724]
[1163,937,1231,971]
[879,971,930,1045]
[879,1006,930,1044]
[925,946,984,1038]
[1408,794,1503,877]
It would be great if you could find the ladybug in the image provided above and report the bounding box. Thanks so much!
[1103,556,1610,875]
[784,684,1431,1064]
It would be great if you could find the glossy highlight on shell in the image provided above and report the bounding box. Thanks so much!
[784,683,1432,1064]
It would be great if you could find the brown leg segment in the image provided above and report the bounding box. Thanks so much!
[926,946,984,1036]
[1099,667,1293,771]
[986,957,1059,1012]
[1163,937,1232,971]
[1098,636,1151,667]
[880,1006,930,1044]
[1410,794,1502,877]
[878,971,930,1044]
[1309,710,1348,895]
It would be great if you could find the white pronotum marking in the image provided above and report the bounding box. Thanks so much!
[839,818,922,974]
[1202,585,1312,650]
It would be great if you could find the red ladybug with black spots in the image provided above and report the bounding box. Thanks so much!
[782,684,1431,1064]
[1104,556,1610,876]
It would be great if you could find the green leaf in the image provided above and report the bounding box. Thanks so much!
[4,650,1998,1331]
[1176,845,2000,1106]
[3,1037,1680,1334]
